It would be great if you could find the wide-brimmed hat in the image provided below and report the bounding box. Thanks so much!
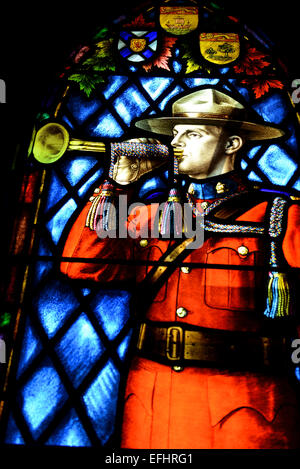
[135,88,285,140]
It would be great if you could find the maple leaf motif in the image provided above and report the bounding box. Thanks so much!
[234,45,270,75]
[95,39,114,58]
[73,46,91,64]
[67,39,115,97]
[241,78,284,98]
[142,62,153,72]
[123,14,155,28]
[185,60,201,74]
[182,43,200,74]
[143,37,177,72]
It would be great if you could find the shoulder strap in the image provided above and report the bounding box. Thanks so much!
[203,190,267,236]
[210,189,270,221]
[146,236,195,286]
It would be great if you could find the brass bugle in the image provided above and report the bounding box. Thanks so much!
[31,121,182,165]
[32,122,106,164]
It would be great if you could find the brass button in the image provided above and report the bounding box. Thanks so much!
[237,245,249,257]
[139,239,149,248]
[176,307,188,318]
[131,163,138,170]
[94,187,100,193]
[173,365,184,372]
[89,196,95,202]
[201,201,209,210]
[180,266,190,274]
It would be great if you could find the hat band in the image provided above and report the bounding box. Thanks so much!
[174,112,232,119]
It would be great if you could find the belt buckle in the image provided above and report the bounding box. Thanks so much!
[166,326,184,361]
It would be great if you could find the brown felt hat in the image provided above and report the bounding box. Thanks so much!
[135,88,285,140]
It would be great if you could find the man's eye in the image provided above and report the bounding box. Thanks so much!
[188,132,202,139]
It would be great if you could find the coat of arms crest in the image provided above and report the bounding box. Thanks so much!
[160,6,198,35]
[118,31,158,63]
[200,32,240,64]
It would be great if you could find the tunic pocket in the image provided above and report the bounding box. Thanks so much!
[204,237,264,311]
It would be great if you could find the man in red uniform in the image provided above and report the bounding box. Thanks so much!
[61,88,300,449]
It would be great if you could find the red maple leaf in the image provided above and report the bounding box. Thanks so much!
[234,45,270,75]
[73,46,91,64]
[241,78,284,98]
[143,37,177,72]
[123,14,155,28]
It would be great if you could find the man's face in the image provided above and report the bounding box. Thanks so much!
[170,124,230,179]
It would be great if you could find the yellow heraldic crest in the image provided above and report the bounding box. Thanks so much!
[200,32,240,65]
[160,6,199,35]
[130,38,147,53]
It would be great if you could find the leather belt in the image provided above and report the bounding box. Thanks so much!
[136,322,291,371]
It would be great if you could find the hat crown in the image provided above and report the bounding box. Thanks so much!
[172,88,245,118]
[135,87,284,140]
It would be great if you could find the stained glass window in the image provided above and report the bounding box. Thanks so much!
[1,0,300,448]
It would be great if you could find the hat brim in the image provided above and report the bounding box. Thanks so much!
[135,117,285,141]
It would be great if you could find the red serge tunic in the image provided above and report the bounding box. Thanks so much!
[61,173,300,449]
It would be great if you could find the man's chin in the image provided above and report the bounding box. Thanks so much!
[178,167,207,179]
[178,164,195,176]
[178,161,189,174]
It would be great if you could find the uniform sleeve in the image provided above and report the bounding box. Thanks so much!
[60,181,136,282]
[282,203,300,268]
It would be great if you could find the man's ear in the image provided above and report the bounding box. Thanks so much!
[224,135,244,154]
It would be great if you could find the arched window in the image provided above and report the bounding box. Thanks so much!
[1,0,299,448]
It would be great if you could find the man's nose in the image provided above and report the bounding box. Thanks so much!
[171,134,185,147]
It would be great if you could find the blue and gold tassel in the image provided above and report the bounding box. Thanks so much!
[264,197,294,319]
[264,271,292,319]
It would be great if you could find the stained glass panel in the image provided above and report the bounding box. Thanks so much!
[19,358,68,439]
[1,0,300,450]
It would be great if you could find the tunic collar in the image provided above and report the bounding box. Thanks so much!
[184,171,249,200]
